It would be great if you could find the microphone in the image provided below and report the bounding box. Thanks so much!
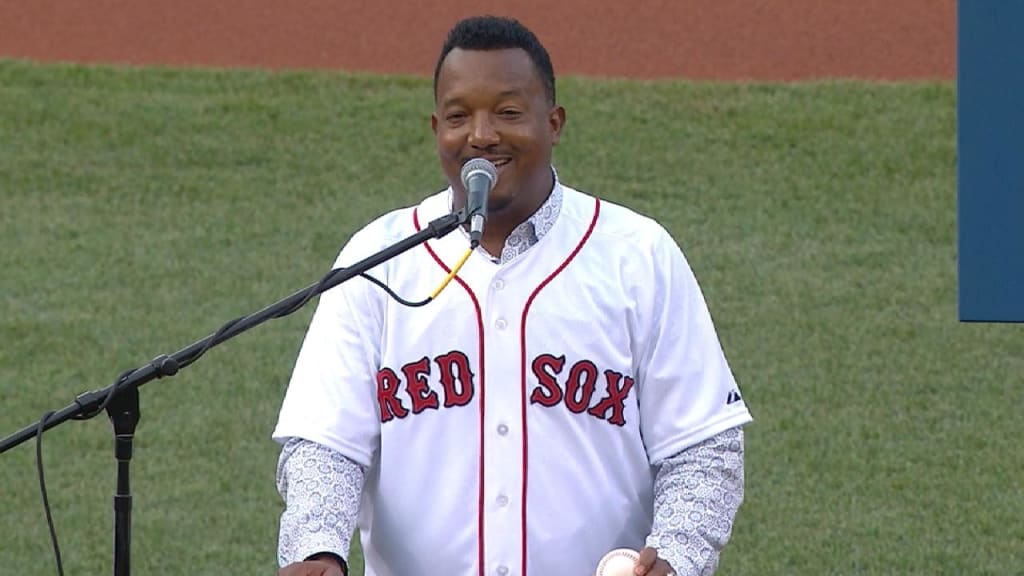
[460,158,498,248]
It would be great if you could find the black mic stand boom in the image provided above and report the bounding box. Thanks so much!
[0,211,464,576]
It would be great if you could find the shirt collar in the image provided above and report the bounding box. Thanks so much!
[449,166,563,264]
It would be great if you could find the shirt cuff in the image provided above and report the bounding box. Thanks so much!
[646,425,746,575]
[276,437,366,568]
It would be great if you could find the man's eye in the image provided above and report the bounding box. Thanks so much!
[499,109,522,117]
[446,112,467,122]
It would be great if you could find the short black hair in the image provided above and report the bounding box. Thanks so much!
[433,15,556,104]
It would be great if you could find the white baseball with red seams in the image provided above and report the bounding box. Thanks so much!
[273,181,753,575]
[595,548,640,576]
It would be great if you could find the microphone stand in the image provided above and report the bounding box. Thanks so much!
[0,211,464,576]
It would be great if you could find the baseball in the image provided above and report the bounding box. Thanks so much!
[595,548,640,576]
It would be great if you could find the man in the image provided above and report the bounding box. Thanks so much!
[274,15,751,576]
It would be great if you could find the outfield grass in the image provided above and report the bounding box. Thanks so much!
[1,59,1020,575]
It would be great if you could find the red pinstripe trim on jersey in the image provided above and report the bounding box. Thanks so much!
[413,207,486,576]
[519,197,602,575]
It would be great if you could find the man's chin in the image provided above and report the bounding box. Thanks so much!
[487,193,515,215]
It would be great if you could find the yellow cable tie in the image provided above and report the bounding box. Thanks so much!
[430,247,473,299]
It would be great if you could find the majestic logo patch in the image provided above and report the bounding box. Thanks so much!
[726,389,743,405]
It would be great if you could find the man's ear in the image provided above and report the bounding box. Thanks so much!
[549,105,567,145]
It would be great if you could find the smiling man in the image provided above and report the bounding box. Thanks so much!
[431,34,565,258]
[273,15,752,576]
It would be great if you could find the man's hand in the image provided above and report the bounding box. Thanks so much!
[634,546,676,576]
[277,556,346,576]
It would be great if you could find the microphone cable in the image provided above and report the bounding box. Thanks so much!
[360,245,473,305]
[356,244,471,308]
[37,411,65,576]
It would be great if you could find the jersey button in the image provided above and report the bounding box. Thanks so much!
[493,279,505,290]
[497,423,509,436]
[497,566,509,576]
[495,318,508,330]
[496,494,509,507]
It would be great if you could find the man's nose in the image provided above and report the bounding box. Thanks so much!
[468,113,499,148]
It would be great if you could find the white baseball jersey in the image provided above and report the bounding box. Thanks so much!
[273,182,752,576]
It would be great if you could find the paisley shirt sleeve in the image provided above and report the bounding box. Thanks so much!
[276,437,366,567]
[646,426,746,575]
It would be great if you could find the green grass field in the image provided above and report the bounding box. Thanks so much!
[1,59,1021,575]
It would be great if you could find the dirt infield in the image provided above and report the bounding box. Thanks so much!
[0,0,954,80]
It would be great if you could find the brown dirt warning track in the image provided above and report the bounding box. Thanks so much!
[0,0,954,80]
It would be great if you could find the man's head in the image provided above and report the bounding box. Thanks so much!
[433,16,556,105]
[431,16,566,236]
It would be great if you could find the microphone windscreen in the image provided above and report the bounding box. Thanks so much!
[460,157,497,189]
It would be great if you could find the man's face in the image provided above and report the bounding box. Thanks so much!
[432,48,565,219]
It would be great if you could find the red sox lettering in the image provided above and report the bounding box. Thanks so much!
[377,351,475,421]
[528,354,635,426]
[376,351,635,426]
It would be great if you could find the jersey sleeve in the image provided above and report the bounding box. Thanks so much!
[272,224,390,467]
[634,226,752,465]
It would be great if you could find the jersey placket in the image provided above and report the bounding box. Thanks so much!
[480,268,525,576]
